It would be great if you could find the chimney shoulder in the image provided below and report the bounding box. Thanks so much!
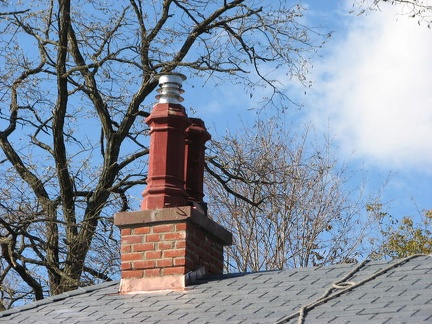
[115,206,232,246]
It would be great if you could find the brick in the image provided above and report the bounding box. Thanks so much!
[188,225,197,235]
[186,243,196,254]
[163,249,186,258]
[209,263,223,275]
[175,240,187,249]
[213,261,223,273]
[133,260,155,270]
[144,268,160,277]
[199,251,211,264]
[121,262,131,271]
[122,235,143,244]
[146,234,161,242]
[134,227,151,234]
[174,257,186,266]
[175,223,187,231]
[211,250,223,259]
[163,266,186,276]
[164,232,186,240]
[190,237,200,247]
[185,254,195,264]
[121,228,132,235]
[156,259,173,267]
[122,252,143,261]
[158,241,173,250]
[133,243,155,252]
[195,230,205,241]
[153,224,174,233]
[121,244,131,253]
[145,250,162,259]
[122,270,143,278]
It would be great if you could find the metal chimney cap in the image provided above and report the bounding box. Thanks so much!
[156,73,187,104]
[158,73,186,85]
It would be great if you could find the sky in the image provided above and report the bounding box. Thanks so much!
[310,1,432,171]
[304,0,432,218]
[181,0,431,221]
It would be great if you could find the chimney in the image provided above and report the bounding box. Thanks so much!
[140,73,190,210]
[114,73,232,293]
[184,117,211,213]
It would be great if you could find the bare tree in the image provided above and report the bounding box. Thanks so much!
[205,119,382,272]
[0,0,327,306]
[357,0,432,25]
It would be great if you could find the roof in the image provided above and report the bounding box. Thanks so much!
[1,255,431,323]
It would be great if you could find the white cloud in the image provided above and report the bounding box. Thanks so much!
[309,4,432,173]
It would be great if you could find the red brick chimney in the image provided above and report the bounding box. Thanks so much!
[114,73,232,293]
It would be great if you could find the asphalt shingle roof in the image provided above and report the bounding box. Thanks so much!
[1,255,431,323]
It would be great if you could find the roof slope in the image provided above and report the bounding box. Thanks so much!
[1,255,431,323]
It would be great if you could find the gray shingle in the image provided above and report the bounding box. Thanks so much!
[1,255,431,323]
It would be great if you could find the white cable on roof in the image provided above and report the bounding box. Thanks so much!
[276,254,426,324]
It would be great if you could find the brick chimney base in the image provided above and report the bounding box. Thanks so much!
[114,206,232,293]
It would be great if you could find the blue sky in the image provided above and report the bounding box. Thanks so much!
[178,0,431,221]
